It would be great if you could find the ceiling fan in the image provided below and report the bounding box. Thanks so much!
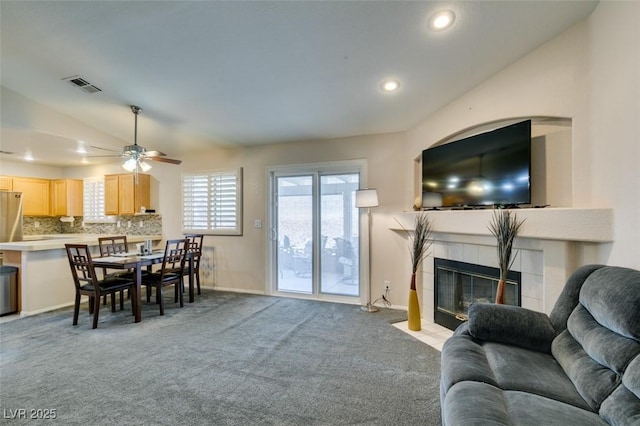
[91,105,182,172]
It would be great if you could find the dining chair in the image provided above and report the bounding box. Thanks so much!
[141,238,188,315]
[183,234,204,296]
[98,235,132,310]
[65,243,136,329]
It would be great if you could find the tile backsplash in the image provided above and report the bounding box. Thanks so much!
[23,214,162,236]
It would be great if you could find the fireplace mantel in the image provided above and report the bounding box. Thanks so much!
[391,208,613,243]
[390,207,613,317]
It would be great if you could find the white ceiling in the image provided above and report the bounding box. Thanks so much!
[0,1,597,167]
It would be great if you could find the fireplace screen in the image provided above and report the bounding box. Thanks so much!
[434,258,521,330]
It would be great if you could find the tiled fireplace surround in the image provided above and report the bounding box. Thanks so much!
[393,208,614,321]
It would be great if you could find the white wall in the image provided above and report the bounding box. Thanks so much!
[586,1,640,268]
[0,161,63,179]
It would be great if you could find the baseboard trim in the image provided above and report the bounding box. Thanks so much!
[20,301,75,317]
[204,285,265,295]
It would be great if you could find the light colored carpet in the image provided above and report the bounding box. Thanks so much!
[0,290,442,425]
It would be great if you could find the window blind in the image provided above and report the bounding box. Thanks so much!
[183,168,242,235]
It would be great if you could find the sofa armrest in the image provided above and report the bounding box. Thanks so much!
[467,303,556,353]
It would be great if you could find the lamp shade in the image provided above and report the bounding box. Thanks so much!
[355,189,379,208]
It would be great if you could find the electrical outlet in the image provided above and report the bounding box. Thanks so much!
[127,221,132,228]
[117,221,121,228]
[139,220,144,228]
[34,221,40,228]
[384,280,391,291]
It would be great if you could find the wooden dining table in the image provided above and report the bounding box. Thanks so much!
[92,251,196,323]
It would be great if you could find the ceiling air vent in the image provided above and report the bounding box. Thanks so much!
[62,75,102,94]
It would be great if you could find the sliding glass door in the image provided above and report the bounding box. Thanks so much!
[270,164,361,299]
[319,174,359,295]
[275,175,314,293]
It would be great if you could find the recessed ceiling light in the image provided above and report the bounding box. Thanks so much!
[429,10,455,31]
[380,79,400,93]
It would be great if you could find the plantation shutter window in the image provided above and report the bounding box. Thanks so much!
[183,168,242,235]
[83,177,114,223]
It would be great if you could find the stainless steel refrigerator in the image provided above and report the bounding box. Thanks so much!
[0,192,23,243]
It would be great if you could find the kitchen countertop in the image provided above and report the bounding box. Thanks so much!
[0,234,163,252]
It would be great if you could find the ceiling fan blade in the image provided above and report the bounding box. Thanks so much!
[90,145,121,153]
[87,154,123,158]
[144,150,166,157]
[148,156,182,165]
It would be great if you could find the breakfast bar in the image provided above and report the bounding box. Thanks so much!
[0,234,162,317]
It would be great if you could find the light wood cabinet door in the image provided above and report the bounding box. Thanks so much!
[0,176,13,191]
[132,173,150,214]
[105,173,150,215]
[51,179,84,216]
[104,175,120,215]
[118,174,136,214]
[12,177,51,216]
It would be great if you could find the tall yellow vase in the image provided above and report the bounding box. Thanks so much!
[408,273,421,331]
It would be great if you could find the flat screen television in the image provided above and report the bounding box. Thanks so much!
[421,120,531,208]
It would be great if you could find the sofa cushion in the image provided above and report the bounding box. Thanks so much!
[482,341,592,410]
[567,304,640,375]
[549,264,604,333]
[579,266,640,340]
[599,355,640,425]
[444,381,607,426]
[624,355,640,399]
[441,335,591,411]
[599,383,640,425]
[468,303,556,353]
[552,330,619,411]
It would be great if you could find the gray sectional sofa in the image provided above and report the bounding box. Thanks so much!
[440,264,640,425]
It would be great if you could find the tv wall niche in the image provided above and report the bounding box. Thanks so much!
[416,117,573,209]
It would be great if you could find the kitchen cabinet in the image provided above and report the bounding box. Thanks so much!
[105,173,150,215]
[104,174,119,215]
[51,179,83,216]
[12,177,50,216]
[0,176,13,191]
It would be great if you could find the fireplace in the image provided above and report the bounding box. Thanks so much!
[434,258,521,331]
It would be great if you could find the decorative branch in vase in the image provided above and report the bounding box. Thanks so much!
[488,209,524,304]
[406,213,433,331]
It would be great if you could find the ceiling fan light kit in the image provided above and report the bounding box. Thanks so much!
[122,157,151,172]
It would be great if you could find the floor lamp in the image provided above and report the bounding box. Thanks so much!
[356,188,379,313]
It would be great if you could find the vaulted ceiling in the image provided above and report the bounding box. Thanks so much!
[0,1,597,167]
